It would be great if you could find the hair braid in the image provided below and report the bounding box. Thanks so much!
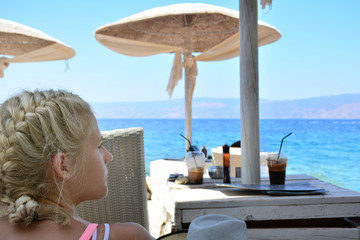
[0,89,93,226]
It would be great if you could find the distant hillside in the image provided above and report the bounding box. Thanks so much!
[261,94,360,119]
[90,94,360,119]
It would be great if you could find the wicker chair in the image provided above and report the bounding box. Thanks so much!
[76,127,149,230]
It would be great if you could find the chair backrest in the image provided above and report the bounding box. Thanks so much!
[76,127,149,230]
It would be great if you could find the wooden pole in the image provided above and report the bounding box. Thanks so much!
[184,26,192,152]
[239,0,260,184]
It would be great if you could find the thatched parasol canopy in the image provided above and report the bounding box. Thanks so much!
[95,3,281,150]
[0,19,75,78]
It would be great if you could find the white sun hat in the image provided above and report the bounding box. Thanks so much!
[187,214,248,240]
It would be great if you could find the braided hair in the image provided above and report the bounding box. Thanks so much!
[0,89,93,226]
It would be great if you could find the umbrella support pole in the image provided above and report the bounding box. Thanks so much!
[239,0,260,184]
[184,26,193,152]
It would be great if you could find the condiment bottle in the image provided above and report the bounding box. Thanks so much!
[222,144,231,183]
[202,146,207,158]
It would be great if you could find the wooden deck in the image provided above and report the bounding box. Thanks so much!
[148,159,360,239]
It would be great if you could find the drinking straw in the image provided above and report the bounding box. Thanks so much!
[180,134,198,168]
[180,134,195,151]
[277,132,293,160]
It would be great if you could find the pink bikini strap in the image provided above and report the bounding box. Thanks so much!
[79,223,98,240]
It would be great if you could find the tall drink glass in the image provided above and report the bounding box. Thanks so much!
[185,151,206,184]
[266,152,288,185]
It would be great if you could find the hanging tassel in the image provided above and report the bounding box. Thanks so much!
[0,57,10,78]
[260,0,272,10]
[183,55,198,99]
[166,50,183,97]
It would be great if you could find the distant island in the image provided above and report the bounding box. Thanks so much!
[90,94,360,119]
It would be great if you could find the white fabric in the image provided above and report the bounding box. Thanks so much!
[166,50,183,97]
[187,214,248,240]
[0,43,75,78]
[165,52,199,98]
[3,43,75,63]
[195,21,281,62]
[261,0,272,9]
[91,224,110,240]
[182,54,197,100]
[91,228,97,240]
[0,57,9,78]
[104,223,110,240]
[95,34,179,57]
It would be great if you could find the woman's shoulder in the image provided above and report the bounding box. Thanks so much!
[0,216,11,239]
[109,222,155,240]
[0,217,87,240]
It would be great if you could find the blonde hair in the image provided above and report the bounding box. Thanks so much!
[0,89,94,226]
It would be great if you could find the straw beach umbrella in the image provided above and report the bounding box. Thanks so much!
[95,3,281,150]
[0,19,75,78]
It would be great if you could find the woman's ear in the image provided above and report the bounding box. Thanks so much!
[52,152,70,180]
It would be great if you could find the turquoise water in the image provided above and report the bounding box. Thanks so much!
[97,119,360,193]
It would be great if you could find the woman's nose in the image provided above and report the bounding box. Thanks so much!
[103,147,113,164]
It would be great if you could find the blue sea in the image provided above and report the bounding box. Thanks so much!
[97,119,360,193]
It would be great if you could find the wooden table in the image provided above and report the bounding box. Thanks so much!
[149,160,360,239]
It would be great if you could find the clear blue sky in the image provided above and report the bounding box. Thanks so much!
[1,0,359,104]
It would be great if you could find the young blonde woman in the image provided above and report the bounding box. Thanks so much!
[0,89,155,240]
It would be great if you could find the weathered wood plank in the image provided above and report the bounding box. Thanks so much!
[174,208,183,233]
[248,228,360,240]
[171,187,360,209]
[181,203,360,223]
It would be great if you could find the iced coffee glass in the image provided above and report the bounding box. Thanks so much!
[266,152,288,185]
[185,151,206,184]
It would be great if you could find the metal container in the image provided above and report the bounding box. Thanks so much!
[208,165,223,179]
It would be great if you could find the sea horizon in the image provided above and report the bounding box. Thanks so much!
[91,94,360,119]
[97,118,360,193]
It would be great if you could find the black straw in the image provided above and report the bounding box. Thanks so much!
[277,132,293,160]
[180,134,194,151]
[180,134,198,168]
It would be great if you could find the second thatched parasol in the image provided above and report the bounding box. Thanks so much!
[94,3,281,150]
